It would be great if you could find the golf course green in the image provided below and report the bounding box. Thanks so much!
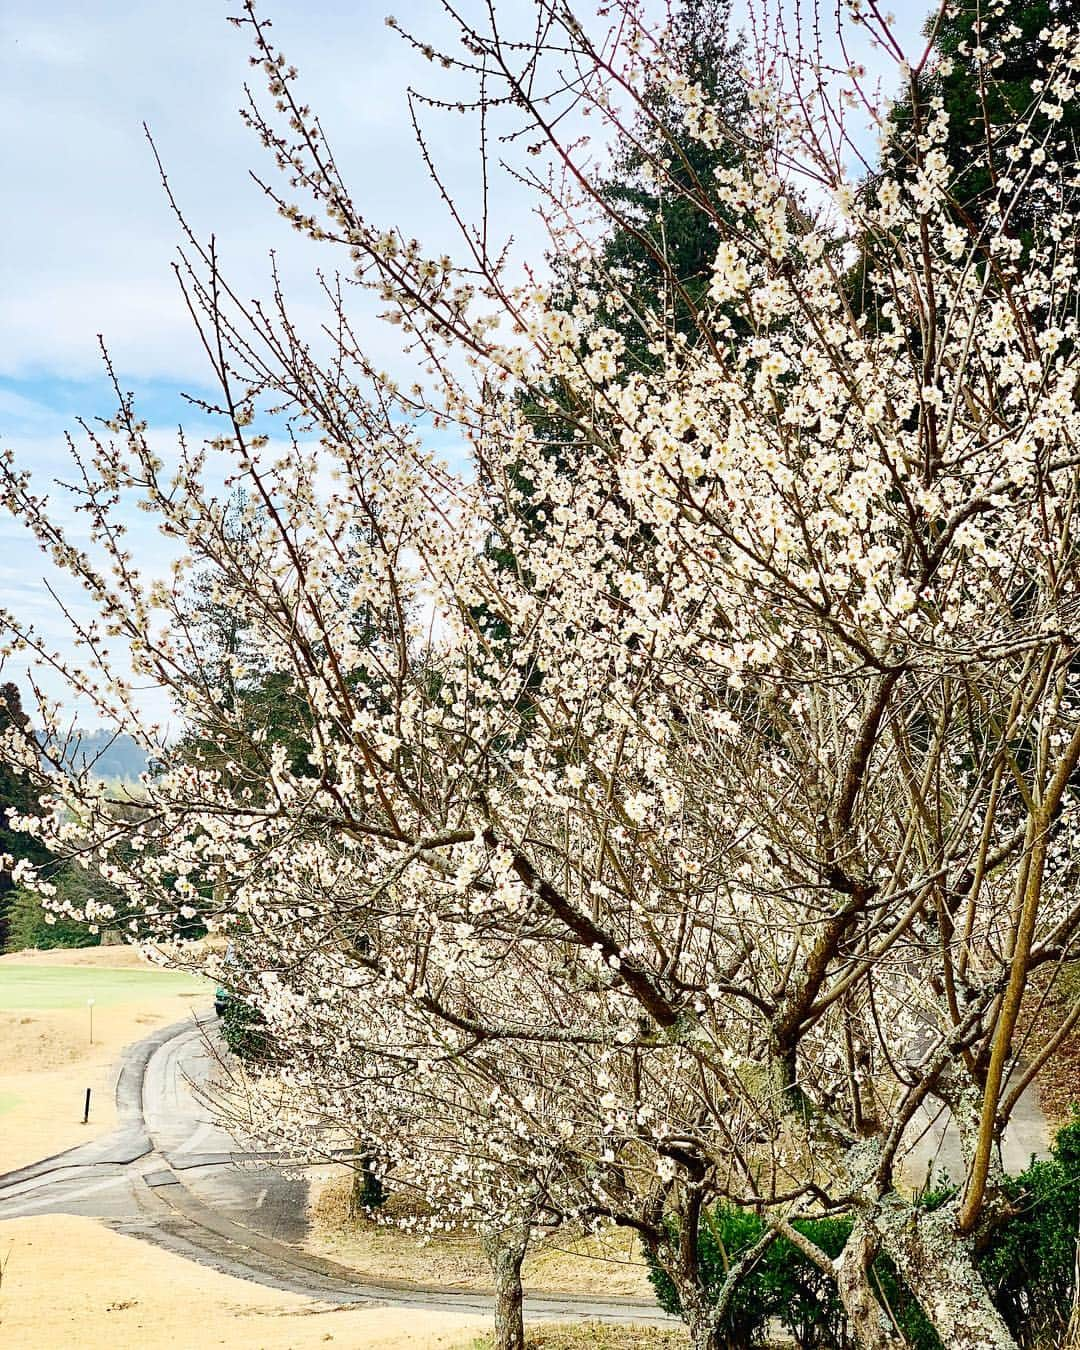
[0,965,208,1011]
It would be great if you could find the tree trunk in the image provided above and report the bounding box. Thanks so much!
[670,1274,742,1350]
[836,1224,903,1350]
[690,1318,736,1350]
[347,1139,385,1217]
[682,1296,722,1350]
[485,1225,529,1350]
[1067,1225,1080,1348]
[870,1200,1018,1350]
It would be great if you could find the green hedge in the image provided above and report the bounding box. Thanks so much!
[647,1117,1080,1349]
[648,1208,932,1349]
[219,993,273,1062]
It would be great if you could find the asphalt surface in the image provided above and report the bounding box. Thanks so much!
[0,1012,672,1326]
[903,1079,1050,1187]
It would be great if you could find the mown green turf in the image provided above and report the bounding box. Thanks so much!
[0,965,208,1011]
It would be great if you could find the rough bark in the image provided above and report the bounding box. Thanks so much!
[836,1224,903,1350]
[484,1224,529,1350]
[688,1320,721,1350]
[1067,1229,1080,1349]
[675,1227,779,1350]
[870,1199,1018,1350]
[679,1291,721,1350]
[347,1139,385,1215]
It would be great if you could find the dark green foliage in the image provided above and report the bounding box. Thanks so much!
[2,883,100,953]
[0,683,53,950]
[172,493,317,794]
[893,1,1079,239]
[0,686,142,951]
[480,2,755,679]
[851,0,1080,322]
[648,1210,938,1349]
[978,1117,1080,1347]
[219,992,272,1062]
[582,0,748,364]
[173,668,315,794]
[647,1116,1080,1348]
[648,1207,860,1349]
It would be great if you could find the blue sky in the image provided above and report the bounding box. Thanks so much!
[1,0,523,728]
[1,0,930,729]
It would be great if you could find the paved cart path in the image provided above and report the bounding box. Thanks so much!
[902,1078,1051,1189]
[0,1013,671,1326]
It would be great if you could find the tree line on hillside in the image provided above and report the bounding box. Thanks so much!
[0,683,149,951]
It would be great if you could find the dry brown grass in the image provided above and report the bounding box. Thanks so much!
[0,945,151,968]
[0,951,208,1174]
[468,1326,689,1350]
[307,1172,655,1298]
[0,1215,484,1349]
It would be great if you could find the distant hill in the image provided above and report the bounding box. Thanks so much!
[39,729,150,783]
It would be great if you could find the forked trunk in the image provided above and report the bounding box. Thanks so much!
[684,1301,719,1350]
[675,1281,730,1350]
[870,1201,1018,1350]
[485,1224,529,1350]
[691,1312,723,1344]
[689,1321,721,1350]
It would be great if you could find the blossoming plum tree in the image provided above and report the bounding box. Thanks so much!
[4,2,1080,1347]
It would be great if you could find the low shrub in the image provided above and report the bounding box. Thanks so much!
[647,1116,1080,1349]
[219,993,273,1062]
[647,1208,921,1349]
[979,1117,1080,1347]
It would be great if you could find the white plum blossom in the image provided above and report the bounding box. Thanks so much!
[2,4,1080,1349]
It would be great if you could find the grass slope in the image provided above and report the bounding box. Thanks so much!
[0,1215,485,1349]
[468,1329,688,1349]
[0,965,206,1011]
[0,954,211,1173]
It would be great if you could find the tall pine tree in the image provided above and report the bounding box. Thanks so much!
[851,0,1080,318]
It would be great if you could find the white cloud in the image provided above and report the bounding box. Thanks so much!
[0,0,554,385]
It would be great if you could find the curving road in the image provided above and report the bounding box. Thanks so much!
[0,1013,671,1326]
